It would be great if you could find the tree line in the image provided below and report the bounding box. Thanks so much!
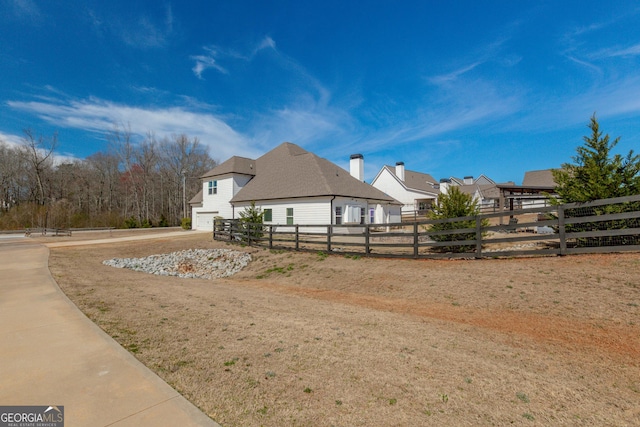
[0,126,216,230]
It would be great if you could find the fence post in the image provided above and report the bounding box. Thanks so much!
[327,225,332,252]
[295,225,299,250]
[413,222,419,258]
[269,225,273,249]
[558,205,566,256]
[475,216,483,258]
[365,224,370,255]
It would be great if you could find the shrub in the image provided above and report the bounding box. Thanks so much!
[124,216,139,229]
[157,214,169,227]
[181,217,192,230]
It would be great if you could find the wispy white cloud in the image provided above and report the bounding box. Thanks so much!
[427,61,483,86]
[560,11,640,70]
[191,47,228,79]
[427,33,516,87]
[190,36,277,78]
[121,5,174,49]
[6,97,256,162]
[253,36,276,55]
[562,76,640,120]
[0,131,22,147]
[252,102,353,152]
[565,55,603,74]
[4,0,41,23]
[364,97,519,152]
[121,16,167,48]
[0,130,79,164]
[88,5,174,49]
[592,43,640,59]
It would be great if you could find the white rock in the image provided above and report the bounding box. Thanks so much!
[103,249,251,279]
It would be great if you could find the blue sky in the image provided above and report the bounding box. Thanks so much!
[2,1,640,184]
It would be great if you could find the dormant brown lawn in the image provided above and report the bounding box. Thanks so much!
[46,231,640,426]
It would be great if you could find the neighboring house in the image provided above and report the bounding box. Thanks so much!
[441,175,506,212]
[371,162,439,219]
[190,142,401,231]
[495,169,558,212]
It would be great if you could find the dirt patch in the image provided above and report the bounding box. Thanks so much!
[49,232,640,426]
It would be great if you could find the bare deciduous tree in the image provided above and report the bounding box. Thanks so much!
[19,129,57,206]
[0,125,217,230]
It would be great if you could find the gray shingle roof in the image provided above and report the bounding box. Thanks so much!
[522,169,557,187]
[201,156,256,179]
[384,166,439,194]
[189,189,203,205]
[230,142,399,203]
[457,183,501,199]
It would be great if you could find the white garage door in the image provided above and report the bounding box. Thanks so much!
[196,212,216,230]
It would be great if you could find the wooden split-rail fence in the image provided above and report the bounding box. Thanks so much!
[214,194,640,259]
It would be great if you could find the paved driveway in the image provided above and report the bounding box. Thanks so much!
[0,238,219,426]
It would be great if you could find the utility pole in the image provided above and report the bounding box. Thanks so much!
[182,171,186,219]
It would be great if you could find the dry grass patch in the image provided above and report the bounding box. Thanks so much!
[49,232,640,426]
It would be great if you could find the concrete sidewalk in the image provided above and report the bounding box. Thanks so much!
[0,241,220,426]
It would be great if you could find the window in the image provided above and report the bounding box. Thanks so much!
[360,207,366,225]
[208,180,217,195]
[286,208,294,225]
[418,201,431,211]
[335,206,342,225]
[263,208,272,222]
[344,205,362,223]
[369,208,375,224]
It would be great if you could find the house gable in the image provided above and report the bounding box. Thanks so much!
[195,156,257,223]
[371,165,439,213]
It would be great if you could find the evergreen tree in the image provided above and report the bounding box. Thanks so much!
[552,114,640,247]
[427,186,488,252]
[553,114,640,203]
[238,201,264,241]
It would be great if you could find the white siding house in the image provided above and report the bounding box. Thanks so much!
[191,156,255,230]
[371,162,439,218]
[191,143,401,231]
